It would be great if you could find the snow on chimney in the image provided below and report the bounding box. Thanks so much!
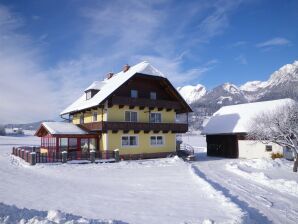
[123,64,130,72]
[107,72,114,79]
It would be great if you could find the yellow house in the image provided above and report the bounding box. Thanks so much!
[35,61,192,160]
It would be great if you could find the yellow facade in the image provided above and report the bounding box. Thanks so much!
[107,130,176,155]
[72,107,107,124]
[107,105,175,123]
[72,105,177,156]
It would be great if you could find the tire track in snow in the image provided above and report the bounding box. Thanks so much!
[193,159,298,224]
[189,164,271,224]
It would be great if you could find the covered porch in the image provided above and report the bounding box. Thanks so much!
[35,122,101,160]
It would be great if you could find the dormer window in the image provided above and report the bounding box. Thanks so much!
[85,89,99,100]
[86,91,92,100]
[131,90,138,98]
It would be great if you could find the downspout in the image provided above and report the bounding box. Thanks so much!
[60,114,71,122]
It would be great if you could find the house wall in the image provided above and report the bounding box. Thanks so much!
[103,130,176,157]
[107,105,175,123]
[72,107,107,124]
[238,140,283,159]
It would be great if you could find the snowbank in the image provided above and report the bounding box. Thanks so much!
[0,203,121,224]
[226,160,298,197]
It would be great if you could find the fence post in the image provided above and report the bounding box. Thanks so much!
[29,152,36,165]
[62,151,67,163]
[90,150,96,163]
[21,149,25,159]
[114,149,120,162]
[17,148,21,157]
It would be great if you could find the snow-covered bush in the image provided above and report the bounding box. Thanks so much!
[271,152,283,160]
[248,101,298,172]
[0,125,5,136]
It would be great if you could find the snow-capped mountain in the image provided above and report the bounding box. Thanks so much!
[178,60,298,130]
[177,84,206,104]
[241,60,298,101]
[200,83,247,106]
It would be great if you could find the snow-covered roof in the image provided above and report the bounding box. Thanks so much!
[84,80,108,92]
[202,98,295,135]
[39,122,88,135]
[61,61,166,115]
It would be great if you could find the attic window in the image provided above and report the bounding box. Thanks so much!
[86,89,99,100]
[86,91,92,100]
[131,90,138,98]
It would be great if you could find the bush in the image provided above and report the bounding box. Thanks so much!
[271,152,283,160]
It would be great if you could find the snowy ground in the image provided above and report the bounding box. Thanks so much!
[0,134,298,223]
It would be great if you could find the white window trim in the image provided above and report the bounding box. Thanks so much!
[121,135,139,147]
[124,110,138,122]
[150,135,165,147]
[150,112,162,123]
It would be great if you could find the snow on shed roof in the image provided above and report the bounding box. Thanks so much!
[202,98,295,135]
[41,122,88,135]
[61,61,165,115]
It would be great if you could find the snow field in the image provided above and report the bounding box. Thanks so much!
[0,135,243,224]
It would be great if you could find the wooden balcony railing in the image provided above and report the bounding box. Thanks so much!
[79,121,188,133]
[110,96,181,110]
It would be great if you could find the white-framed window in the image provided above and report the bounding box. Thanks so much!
[122,135,138,147]
[150,136,164,146]
[131,89,138,98]
[93,112,98,122]
[80,114,84,124]
[125,111,138,122]
[150,112,162,123]
[150,91,156,100]
[86,91,92,100]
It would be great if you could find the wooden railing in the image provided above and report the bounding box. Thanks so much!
[80,121,188,133]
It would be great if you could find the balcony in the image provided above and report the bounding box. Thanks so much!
[79,121,188,133]
[110,96,181,111]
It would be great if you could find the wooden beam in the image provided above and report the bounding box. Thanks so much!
[139,106,145,110]
[162,130,169,133]
[123,130,129,134]
[166,108,172,112]
[134,130,140,134]
[112,130,118,134]
[119,105,124,109]
[158,108,163,111]
[129,105,135,109]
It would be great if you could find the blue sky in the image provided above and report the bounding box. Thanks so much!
[0,0,297,123]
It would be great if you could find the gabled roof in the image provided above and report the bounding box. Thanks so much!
[202,98,295,135]
[60,61,191,115]
[35,122,88,137]
[61,61,165,115]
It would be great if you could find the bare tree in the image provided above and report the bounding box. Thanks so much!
[248,101,298,172]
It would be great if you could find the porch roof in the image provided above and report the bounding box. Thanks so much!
[35,122,89,137]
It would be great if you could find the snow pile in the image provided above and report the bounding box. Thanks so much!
[0,203,119,224]
[226,162,298,197]
[237,158,281,170]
